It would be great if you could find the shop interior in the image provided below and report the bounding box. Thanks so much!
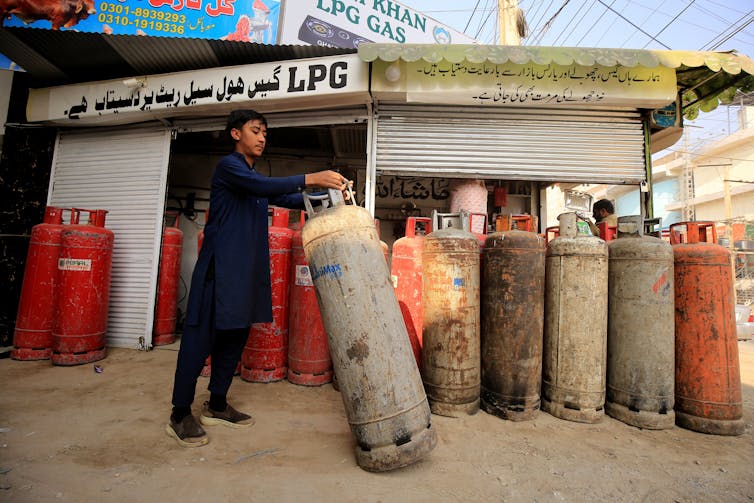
[164,120,563,321]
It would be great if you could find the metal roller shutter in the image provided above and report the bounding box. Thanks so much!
[375,104,646,184]
[48,126,171,350]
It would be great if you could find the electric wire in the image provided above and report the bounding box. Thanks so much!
[522,0,550,40]
[552,0,597,46]
[526,0,558,44]
[642,0,696,49]
[472,0,491,39]
[463,0,483,34]
[593,1,627,46]
[531,0,572,45]
[575,0,618,46]
[615,0,665,49]
[595,0,672,49]
[699,9,754,51]
[708,18,754,51]
[474,1,497,40]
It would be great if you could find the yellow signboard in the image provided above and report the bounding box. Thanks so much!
[373,59,677,109]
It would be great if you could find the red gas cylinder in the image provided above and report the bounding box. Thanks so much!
[52,209,114,366]
[287,212,332,386]
[12,206,67,360]
[242,207,294,382]
[671,221,743,435]
[598,221,617,241]
[390,217,433,368]
[152,213,184,346]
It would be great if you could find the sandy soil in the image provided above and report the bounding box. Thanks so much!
[1,341,753,503]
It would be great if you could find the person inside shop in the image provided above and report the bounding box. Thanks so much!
[584,199,618,238]
[167,109,350,447]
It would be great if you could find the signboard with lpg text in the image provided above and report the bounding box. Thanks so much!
[278,0,476,48]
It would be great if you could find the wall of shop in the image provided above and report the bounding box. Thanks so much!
[0,126,57,346]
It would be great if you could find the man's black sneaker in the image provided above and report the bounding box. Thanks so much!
[165,414,209,447]
[199,401,255,429]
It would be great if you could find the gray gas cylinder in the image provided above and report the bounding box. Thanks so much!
[422,226,481,417]
[301,190,436,472]
[542,212,608,423]
[606,216,675,429]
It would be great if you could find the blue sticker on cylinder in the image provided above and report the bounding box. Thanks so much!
[311,263,343,281]
[453,277,465,289]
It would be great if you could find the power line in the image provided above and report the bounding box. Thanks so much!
[593,1,627,47]
[642,0,696,49]
[463,0,483,34]
[521,0,546,37]
[553,0,597,46]
[531,0,572,45]
[474,1,497,41]
[618,0,664,49]
[710,18,754,50]
[595,0,672,49]
[525,0,557,44]
[575,0,618,46]
[701,10,754,51]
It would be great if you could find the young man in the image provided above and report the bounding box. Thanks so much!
[167,109,348,447]
[586,199,618,238]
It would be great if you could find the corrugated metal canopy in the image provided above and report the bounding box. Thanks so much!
[0,27,356,87]
[358,44,754,118]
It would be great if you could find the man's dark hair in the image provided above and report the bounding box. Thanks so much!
[225,109,267,138]
[593,199,614,215]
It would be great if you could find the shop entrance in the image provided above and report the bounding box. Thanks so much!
[166,119,369,324]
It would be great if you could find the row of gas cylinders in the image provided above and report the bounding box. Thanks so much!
[298,203,745,472]
[12,206,114,365]
[398,212,743,436]
[188,207,743,437]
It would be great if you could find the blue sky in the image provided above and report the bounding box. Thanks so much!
[403,0,754,154]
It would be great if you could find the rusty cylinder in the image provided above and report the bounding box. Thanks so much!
[672,221,743,435]
[422,227,481,417]
[301,192,436,472]
[606,216,675,429]
[542,212,608,423]
[481,230,545,421]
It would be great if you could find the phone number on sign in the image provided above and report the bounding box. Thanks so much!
[98,2,186,33]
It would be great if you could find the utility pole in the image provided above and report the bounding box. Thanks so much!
[723,164,738,302]
[681,128,695,221]
[498,0,522,45]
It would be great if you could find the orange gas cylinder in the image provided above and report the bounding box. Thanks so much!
[52,209,114,366]
[545,226,560,245]
[242,207,294,382]
[390,217,433,368]
[671,221,743,435]
[152,213,183,346]
[288,212,332,386]
[12,206,67,360]
[495,214,533,232]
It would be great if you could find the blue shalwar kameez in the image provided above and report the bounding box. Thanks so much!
[171,152,306,407]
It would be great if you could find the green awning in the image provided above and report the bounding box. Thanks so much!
[358,44,754,118]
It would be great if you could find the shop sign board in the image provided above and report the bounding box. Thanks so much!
[373,59,678,109]
[278,0,476,48]
[0,0,281,42]
[27,54,368,123]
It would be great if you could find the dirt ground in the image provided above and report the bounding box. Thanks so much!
[0,340,752,503]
